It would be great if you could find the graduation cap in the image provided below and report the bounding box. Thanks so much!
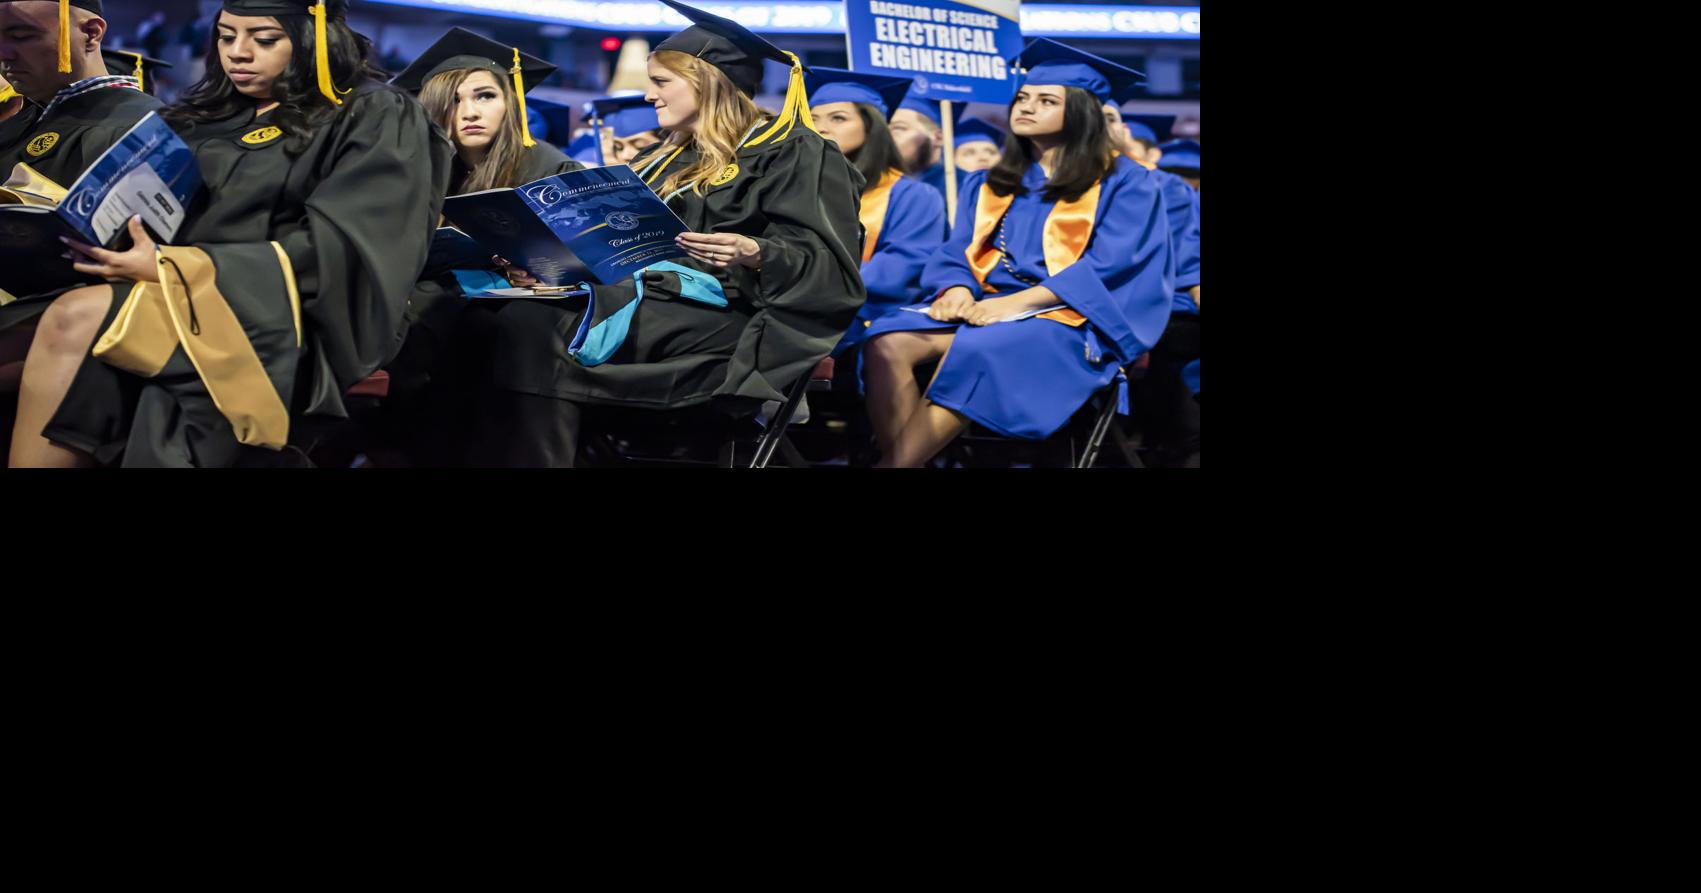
[588,94,660,138]
[565,131,601,166]
[102,46,171,94]
[952,118,1004,149]
[898,93,968,129]
[7,1,103,75]
[652,0,817,146]
[804,67,911,119]
[1014,38,1143,105]
[524,96,575,144]
[1156,139,1200,175]
[390,26,555,148]
[1122,113,1174,145]
[221,1,349,106]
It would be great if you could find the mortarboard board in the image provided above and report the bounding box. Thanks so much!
[1014,38,1143,105]
[1156,139,1200,175]
[952,117,1004,148]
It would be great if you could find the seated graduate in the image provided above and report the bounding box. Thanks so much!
[1115,111,1173,168]
[888,92,967,199]
[860,39,1174,467]
[1,1,161,385]
[805,66,944,355]
[951,117,1004,176]
[8,0,451,467]
[379,27,584,463]
[589,93,665,166]
[461,0,864,468]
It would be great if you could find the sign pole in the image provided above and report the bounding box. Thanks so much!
[592,110,606,166]
[940,99,957,223]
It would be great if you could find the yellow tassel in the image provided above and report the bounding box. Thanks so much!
[312,1,342,106]
[746,53,816,147]
[58,0,71,73]
[0,85,16,105]
[128,51,145,92]
[512,48,535,149]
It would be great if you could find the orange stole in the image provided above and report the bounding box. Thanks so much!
[859,168,905,263]
[964,179,1101,327]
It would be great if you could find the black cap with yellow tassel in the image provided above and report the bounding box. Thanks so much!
[652,0,817,145]
[388,27,558,150]
[221,0,349,105]
[102,46,172,95]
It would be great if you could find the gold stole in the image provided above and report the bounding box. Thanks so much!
[964,179,1101,327]
[858,168,905,263]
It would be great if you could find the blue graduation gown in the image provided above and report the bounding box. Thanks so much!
[1154,169,1200,314]
[838,175,946,353]
[915,159,970,204]
[864,158,1173,439]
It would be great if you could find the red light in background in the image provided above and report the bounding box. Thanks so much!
[601,37,623,52]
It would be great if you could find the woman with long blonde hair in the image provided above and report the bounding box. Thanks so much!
[461,0,864,467]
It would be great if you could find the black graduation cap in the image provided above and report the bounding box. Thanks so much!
[390,27,555,148]
[389,27,555,95]
[653,0,800,97]
[652,0,818,147]
[221,1,350,105]
[102,47,171,94]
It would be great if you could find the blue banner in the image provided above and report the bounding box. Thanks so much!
[363,2,1199,40]
[845,0,1023,104]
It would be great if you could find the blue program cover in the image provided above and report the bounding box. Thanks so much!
[441,164,690,287]
[0,111,200,299]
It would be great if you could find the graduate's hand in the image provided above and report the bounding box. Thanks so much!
[493,256,542,288]
[928,286,976,322]
[676,231,761,269]
[62,216,159,284]
[961,295,1025,326]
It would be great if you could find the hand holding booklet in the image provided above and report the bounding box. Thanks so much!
[440,164,692,295]
[0,112,202,301]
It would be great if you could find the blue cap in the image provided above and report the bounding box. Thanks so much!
[805,67,913,119]
[1015,38,1144,104]
[952,118,1004,148]
[566,132,601,165]
[1156,139,1200,174]
[898,93,969,128]
[524,96,573,143]
[588,94,660,138]
[1123,113,1174,144]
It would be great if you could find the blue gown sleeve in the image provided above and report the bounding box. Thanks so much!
[1037,160,1174,362]
[1164,173,1201,291]
[917,170,989,302]
[860,178,946,306]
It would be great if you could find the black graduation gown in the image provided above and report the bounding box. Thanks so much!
[41,82,453,466]
[0,85,163,326]
[470,125,865,461]
[390,138,583,383]
[374,141,582,464]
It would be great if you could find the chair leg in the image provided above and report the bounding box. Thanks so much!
[750,372,811,468]
[1076,387,1121,468]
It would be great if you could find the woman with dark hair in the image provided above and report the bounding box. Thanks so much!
[8,0,451,467]
[461,0,864,468]
[806,67,944,355]
[860,39,1175,467]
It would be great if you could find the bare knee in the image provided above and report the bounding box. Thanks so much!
[37,287,112,357]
